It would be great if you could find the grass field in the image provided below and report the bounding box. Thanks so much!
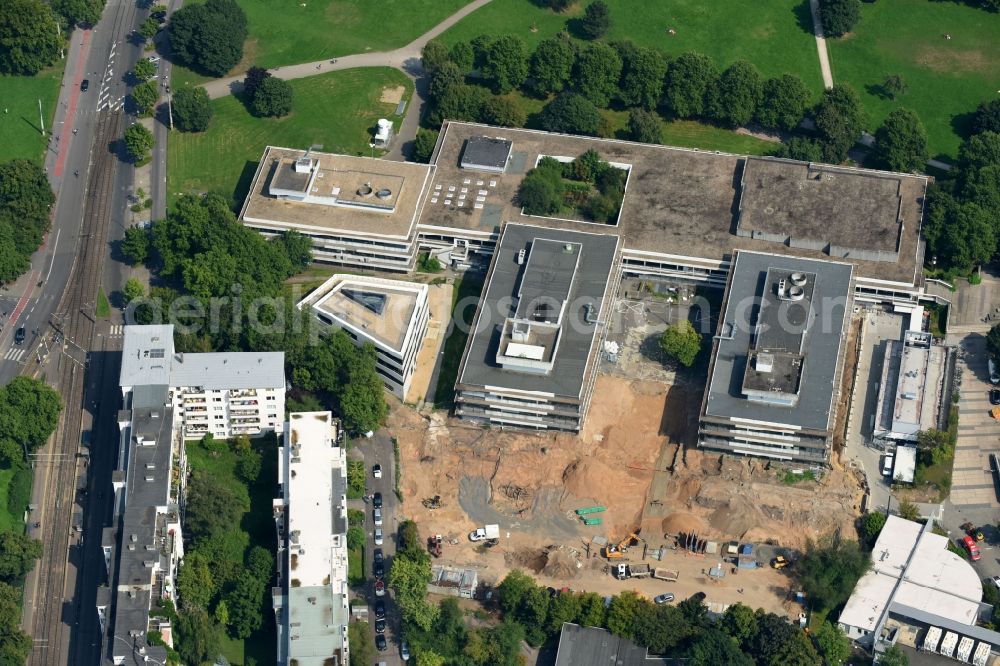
[828,0,1000,159]
[438,0,825,94]
[170,0,467,88]
[0,465,30,533]
[168,68,411,205]
[0,64,66,163]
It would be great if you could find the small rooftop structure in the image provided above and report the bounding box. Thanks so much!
[428,565,479,599]
[460,136,513,173]
[119,324,174,389]
[553,623,668,666]
[892,445,917,484]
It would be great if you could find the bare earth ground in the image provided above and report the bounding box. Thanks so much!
[393,373,866,616]
[380,85,406,105]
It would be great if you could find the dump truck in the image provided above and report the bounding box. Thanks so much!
[613,563,651,580]
[469,524,500,542]
[427,534,442,558]
[653,568,679,582]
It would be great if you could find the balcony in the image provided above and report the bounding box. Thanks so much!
[230,399,259,407]
[231,409,259,417]
[232,416,261,425]
[230,389,258,398]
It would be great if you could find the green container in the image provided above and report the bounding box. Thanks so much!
[575,506,607,515]
[582,517,603,526]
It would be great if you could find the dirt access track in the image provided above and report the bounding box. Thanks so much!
[392,374,865,613]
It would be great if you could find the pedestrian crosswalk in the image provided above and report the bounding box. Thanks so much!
[109,325,124,337]
[3,348,26,362]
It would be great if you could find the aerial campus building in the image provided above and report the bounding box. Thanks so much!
[838,516,998,664]
[98,326,286,665]
[239,121,931,455]
[118,324,286,440]
[272,411,350,666]
[297,274,429,400]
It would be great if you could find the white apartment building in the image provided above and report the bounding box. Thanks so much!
[273,411,349,666]
[120,325,286,440]
[298,274,429,400]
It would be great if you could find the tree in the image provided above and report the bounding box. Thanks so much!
[578,1,611,40]
[897,499,920,521]
[236,448,262,482]
[133,57,156,82]
[428,61,465,102]
[517,584,551,646]
[757,74,811,131]
[251,76,293,117]
[882,73,908,100]
[480,96,526,128]
[123,123,155,163]
[481,35,528,94]
[278,230,313,273]
[0,377,63,466]
[184,469,249,543]
[0,158,54,283]
[518,168,562,215]
[242,66,271,101]
[576,591,606,628]
[922,191,995,271]
[874,108,928,172]
[628,108,661,144]
[772,629,821,666]
[958,131,1000,172]
[349,621,376,666]
[720,602,758,646]
[121,225,149,266]
[707,59,763,127]
[449,41,474,72]
[812,621,850,666]
[860,511,887,545]
[545,592,582,637]
[879,645,909,666]
[498,569,536,615]
[52,0,104,26]
[798,531,869,611]
[605,591,649,639]
[617,44,667,110]
[972,99,1000,135]
[659,320,702,367]
[421,39,451,73]
[0,581,32,663]
[177,551,215,609]
[573,42,622,108]
[818,0,861,38]
[389,549,438,631]
[663,52,718,119]
[634,604,691,653]
[123,277,145,304]
[0,532,41,583]
[813,84,866,163]
[347,525,365,550]
[168,0,247,77]
[540,92,601,135]
[138,16,159,40]
[529,34,576,95]
[542,0,572,9]
[175,605,222,665]
[0,0,62,75]
[751,612,801,665]
[426,83,489,127]
[398,519,420,554]
[688,629,754,666]
[131,80,159,115]
[340,347,388,433]
[172,87,214,132]
[412,128,439,164]
[225,570,266,638]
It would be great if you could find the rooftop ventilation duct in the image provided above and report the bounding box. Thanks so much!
[789,272,807,286]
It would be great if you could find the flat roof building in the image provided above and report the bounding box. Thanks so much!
[554,623,668,666]
[838,516,995,657]
[460,135,513,173]
[699,251,854,464]
[454,223,619,431]
[298,274,429,400]
[874,331,948,442]
[273,411,350,666]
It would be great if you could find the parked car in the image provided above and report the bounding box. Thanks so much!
[374,618,386,633]
[374,527,383,545]
[374,548,384,564]
[373,464,382,479]
[375,634,387,651]
[80,79,89,91]
[374,599,386,619]
[14,327,25,345]
[962,535,982,561]
[373,492,383,509]
[990,389,1000,406]
[375,579,385,597]
[374,507,383,526]
[401,641,411,661]
[374,561,384,579]
[653,593,675,604]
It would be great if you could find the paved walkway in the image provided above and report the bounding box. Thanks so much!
[200,0,492,159]
[808,0,834,90]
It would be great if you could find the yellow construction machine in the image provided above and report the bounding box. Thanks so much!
[603,529,642,559]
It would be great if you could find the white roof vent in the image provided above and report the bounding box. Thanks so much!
[755,353,774,373]
[294,157,313,174]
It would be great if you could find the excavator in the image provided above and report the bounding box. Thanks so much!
[603,529,642,559]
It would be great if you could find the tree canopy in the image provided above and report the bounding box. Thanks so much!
[123,123,155,163]
[972,99,1000,135]
[0,376,62,466]
[818,0,861,38]
[707,59,763,128]
[659,320,702,367]
[628,108,662,144]
[798,531,869,611]
[663,52,718,119]
[0,532,42,584]
[540,92,601,135]
[175,605,222,665]
[577,1,611,39]
[616,43,667,110]
[52,0,105,27]
[0,0,62,75]
[412,128,439,164]
[529,34,576,95]
[168,0,247,77]
[0,581,32,663]
[874,108,928,172]
[172,87,214,132]
[756,74,811,131]
[573,42,622,108]
[0,159,55,283]
[250,76,293,117]
[184,469,249,544]
[481,35,528,94]
[131,80,159,115]
[813,84,866,163]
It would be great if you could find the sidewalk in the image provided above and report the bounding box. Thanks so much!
[44,28,94,193]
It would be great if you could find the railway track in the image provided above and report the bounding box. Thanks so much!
[27,107,122,666]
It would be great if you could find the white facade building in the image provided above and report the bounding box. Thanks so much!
[120,325,286,439]
[298,274,429,399]
[273,411,349,666]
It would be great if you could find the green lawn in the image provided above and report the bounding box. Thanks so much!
[170,0,467,88]
[168,67,412,205]
[0,63,66,163]
[437,0,824,94]
[0,465,30,533]
[828,0,1000,159]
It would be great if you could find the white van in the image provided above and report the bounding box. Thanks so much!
[989,358,1000,385]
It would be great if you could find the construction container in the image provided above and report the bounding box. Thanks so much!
[921,627,941,652]
[939,631,958,657]
[575,506,607,515]
[582,517,603,526]
[957,637,974,662]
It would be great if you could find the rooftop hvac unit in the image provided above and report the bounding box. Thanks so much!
[516,249,526,265]
[294,156,313,174]
[939,631,958,657]
[755,353,774,373]
[922,626,942,652]
[789,272,807,286]
[972,641,991,666]
[956,637,974,662]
